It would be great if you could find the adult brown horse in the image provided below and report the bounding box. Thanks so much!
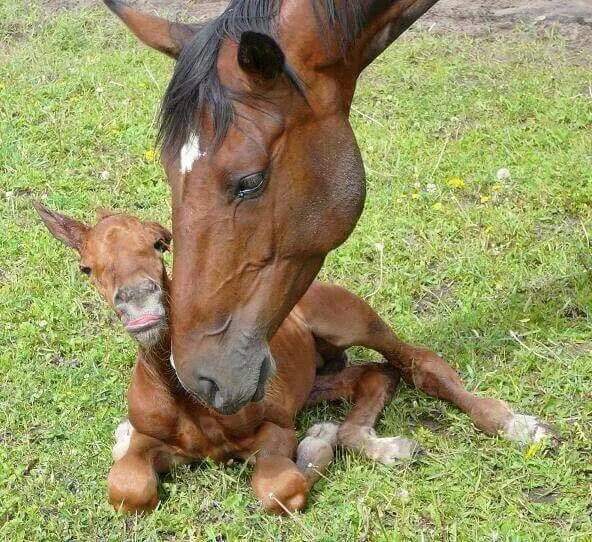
[104,0,555,446]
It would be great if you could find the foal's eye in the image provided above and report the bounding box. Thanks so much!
[154,239,168,253]
[236,172,267,199]
[79,265,91,276]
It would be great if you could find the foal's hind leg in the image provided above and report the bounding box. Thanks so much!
[307,363,419,462]
[299,282,556,445]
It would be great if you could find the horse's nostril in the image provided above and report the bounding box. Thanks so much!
[196,377,218,403]
[114,290,123,305]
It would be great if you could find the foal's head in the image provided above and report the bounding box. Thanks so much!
[34,203,172,347]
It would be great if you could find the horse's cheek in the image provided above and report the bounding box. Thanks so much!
[316,126,366,251]
[330,140,367,245]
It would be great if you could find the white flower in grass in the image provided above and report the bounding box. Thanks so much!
[496,167,511,181]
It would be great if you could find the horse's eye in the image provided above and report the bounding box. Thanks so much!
[154,239,168,253]
[237,172,267,199]
[79,265,91,276]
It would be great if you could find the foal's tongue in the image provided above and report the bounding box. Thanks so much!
[126,314,159,329]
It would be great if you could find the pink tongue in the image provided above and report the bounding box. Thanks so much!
[126,314,159,329]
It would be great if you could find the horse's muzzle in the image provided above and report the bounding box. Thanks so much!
[175,351,274,415]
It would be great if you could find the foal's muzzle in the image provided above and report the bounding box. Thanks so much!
[114,278,166,342]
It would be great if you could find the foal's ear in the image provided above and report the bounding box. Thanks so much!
[237,32,285,82]
[104,0,199,59]
[147,221,173,247]
[97,208,116,220]
[33,201,89,252]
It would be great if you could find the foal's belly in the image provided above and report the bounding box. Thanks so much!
[267,309,318,413]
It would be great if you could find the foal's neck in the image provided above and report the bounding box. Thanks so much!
[137,332,176,389]
[136,273,176,388]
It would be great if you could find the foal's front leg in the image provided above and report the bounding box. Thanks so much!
[109,420,188,512]
[299,282,556,445]
[249,422,310,514]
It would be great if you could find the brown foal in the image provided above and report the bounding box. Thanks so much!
[34,203,413,513]
[35,203,555,514]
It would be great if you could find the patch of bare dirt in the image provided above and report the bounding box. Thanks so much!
[41,0,592,47]
[421,0,592,49]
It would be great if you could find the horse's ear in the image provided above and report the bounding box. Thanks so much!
[33,201,89,252]
[104,0,199,59]
[237,32,285,82]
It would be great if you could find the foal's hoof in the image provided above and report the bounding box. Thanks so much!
[254,457,309,515]
[365,436,422,464]
[503,414,559,446]
[306,422,339,446]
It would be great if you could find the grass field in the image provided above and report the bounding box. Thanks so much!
[1,2,591,540]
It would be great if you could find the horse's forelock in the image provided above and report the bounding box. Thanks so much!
[158,0,371,160]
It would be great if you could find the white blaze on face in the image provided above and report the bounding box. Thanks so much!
[180,132,204,174]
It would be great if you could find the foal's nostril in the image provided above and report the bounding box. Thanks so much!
[196,377,219,404]
[114,290,124,305]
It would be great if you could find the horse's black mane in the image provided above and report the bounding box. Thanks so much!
[158,0,368,157]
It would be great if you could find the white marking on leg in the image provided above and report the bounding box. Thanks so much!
[363,431,420,464]
[340,425,419,464]
[503,414,556,445]
[180,132,204,174]
[112,419,135,461]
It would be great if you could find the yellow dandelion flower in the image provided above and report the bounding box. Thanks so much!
[480,195,490,204]
[411,192,420,199]
[110,128,120,136]
[145,148,156,161]
[447,177,466,189]
[492,184,502,191]
[484,226,492,234]
[432,202,442,210]
[0,83,6,90]
[524,442,542,460]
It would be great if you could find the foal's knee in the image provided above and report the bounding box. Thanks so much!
[108,456,159,513]
[356,364,400,397]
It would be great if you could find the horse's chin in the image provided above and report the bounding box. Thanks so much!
[130,322,167,349]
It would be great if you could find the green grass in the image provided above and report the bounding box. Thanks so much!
[1,2,591,540]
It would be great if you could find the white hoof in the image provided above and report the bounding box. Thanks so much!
[112,419,134,461]
[363,431,420,464]
[503,414,557,445]
[306,422,340,447]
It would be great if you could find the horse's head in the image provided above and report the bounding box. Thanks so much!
[106,0,439,413]
[34,202,172,348]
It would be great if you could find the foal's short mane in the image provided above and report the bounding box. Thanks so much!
[158,0,369,157]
